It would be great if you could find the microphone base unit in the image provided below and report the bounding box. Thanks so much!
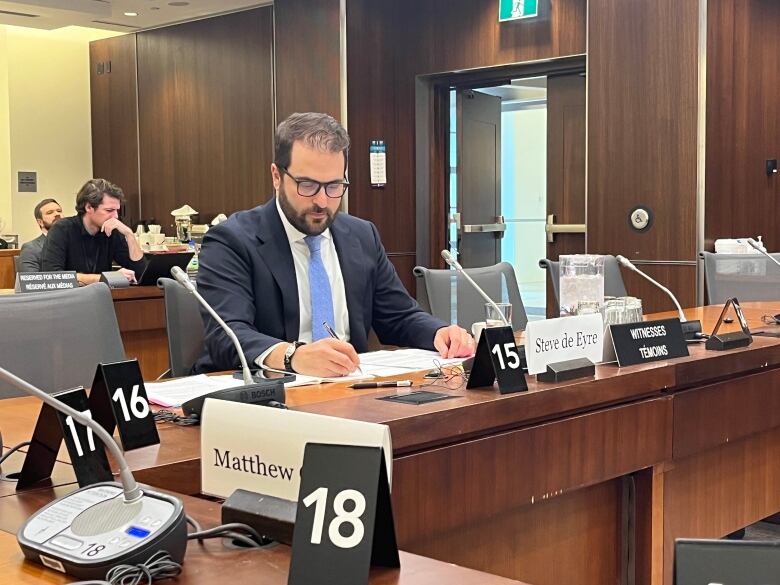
[182,380,286,420]
[705,331,752,351]
[681,319,703,341]
[17,482,187,580]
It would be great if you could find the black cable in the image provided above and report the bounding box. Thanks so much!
[187,522,264,547]
[185,514,202,534]
[153,410,199,426]
[66,550,182,585]
[0,440,32,466]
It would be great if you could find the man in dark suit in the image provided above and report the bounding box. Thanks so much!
[194,112,473,377]
[18,198,62,272]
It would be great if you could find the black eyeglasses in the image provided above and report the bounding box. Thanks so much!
[278,166,349,199]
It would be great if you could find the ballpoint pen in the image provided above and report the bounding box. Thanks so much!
[349,380,412,389]
[322,321,365,375]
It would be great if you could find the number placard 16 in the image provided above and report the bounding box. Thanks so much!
[89,361,160,452]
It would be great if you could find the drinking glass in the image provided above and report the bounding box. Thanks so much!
[486,303,512,328]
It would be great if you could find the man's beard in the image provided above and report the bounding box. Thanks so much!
[277,184,337,236]
[42,216,61,231]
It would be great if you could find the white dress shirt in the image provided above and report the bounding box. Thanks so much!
[255,197,350,366]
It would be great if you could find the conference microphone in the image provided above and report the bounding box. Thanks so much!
[440,250,510,327]
[0,365,187,579]
[169,266,285,417]
[739,238,780,269]
[615,255,703,340]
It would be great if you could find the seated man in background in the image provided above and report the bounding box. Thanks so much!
[194,112,473,377]
[18,198,62,272]
[41,178,146,285]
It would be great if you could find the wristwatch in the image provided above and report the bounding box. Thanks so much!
[283,341,305,373]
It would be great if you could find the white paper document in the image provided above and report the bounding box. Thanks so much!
[144,374,241,408]
[358,348,463,377]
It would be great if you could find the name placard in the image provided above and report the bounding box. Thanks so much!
[200,399,392,500]
[15,271,78,293]
[524,313,604,375]
[606,318,689,367]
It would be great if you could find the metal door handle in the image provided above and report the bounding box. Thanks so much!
[462,223,507,233]
[545,214,586,243]
[461,215,506,234]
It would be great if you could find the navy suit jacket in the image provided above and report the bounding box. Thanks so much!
[193,198,447,373]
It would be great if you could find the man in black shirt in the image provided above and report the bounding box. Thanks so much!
[41,179,146,285]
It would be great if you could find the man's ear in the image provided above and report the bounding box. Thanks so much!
[271,163,281,190]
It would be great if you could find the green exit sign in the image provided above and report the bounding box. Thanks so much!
[499,0,539,21]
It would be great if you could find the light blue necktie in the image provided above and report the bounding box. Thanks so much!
[304,235,335,341]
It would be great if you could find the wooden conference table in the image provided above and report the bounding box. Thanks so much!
[0,489,526,585]
[3,302,780,585]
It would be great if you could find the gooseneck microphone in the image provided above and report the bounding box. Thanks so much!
[171,265,254,385]
[440,250,510,326]
[740,238,780,269]
[616,255,703,340]
[170,266,285,418]
[0,365,188,580]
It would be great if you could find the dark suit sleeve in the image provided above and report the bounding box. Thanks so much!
[197,225,284,370]
[18,240,41,272]
[40,223,69,272]
[368,223,447,349]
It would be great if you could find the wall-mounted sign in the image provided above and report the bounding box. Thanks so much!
[499,0,539,22]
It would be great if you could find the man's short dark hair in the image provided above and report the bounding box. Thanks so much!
[75,179,125,215]
[274,112,350,171]
[34,198,59,220]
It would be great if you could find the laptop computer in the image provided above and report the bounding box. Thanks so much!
[675,538,780,584]
[135,252,194,286]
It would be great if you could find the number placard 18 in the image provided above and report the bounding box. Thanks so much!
[288,444,399,585]
[89,360,159,451]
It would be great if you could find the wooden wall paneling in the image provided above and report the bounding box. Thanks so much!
[136,8,274,228]
[346,0,586,276]
[705,0,780,250]
[275,0,342,121]
[588,0,699,262]
[90,34,140,227]
[395,0,586,76]
[387,253,416,298]
[0,250,19,289]
[345,0,408,253]
[620,263,697,313]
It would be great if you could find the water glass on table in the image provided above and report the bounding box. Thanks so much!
[486,302,512,328]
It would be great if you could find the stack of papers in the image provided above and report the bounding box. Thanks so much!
[144,350,462,408]
[358,349,463,377]
[144,374,241,408]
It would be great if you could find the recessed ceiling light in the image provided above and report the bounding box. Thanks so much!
[124,11,138,16]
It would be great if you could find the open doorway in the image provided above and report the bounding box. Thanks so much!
[448,78,550,319]
[415,56,586,320]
